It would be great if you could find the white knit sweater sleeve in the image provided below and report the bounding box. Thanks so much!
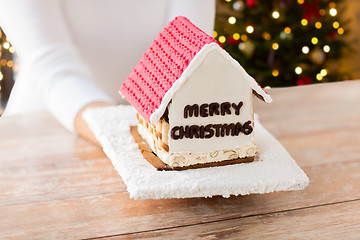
[0,0,115,132]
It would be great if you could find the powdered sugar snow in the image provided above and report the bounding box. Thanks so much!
[83,105,309,199]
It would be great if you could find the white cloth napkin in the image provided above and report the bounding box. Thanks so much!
[83,105,309,199]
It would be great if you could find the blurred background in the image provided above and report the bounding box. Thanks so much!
[214,0,359,87]
[0,0,359,114]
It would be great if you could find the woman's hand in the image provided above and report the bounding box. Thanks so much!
[74,102,113,146]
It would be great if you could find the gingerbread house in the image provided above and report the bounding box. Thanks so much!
[119,16,272,170]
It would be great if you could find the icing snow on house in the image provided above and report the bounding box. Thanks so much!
[119,16,272,170]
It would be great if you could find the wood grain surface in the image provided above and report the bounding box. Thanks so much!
[0,80,359,239]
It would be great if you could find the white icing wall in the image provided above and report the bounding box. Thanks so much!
[168,48,254,153]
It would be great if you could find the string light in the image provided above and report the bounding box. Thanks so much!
[241,34,248,41]
[319,9,326,16]
[280,31,288,40]
[316,73,323,81]
[263,32,271,40]
[1,30,19,103]
[315,22,322,29]
[218,36,226,43]
[238,42,246,51]
[337,28,344,35]
[233,33,240,40]
[6,60,13,68]
[246,25,254,34]
[311,37,318,45]
[329,8,337,16]
[13,63,19,72]
[323,45,330,53]
[295,66,302,74]
[225,0,232,2]
[302,46,310,54]
[3,42,10,49]
[320,69,328,76]
[272,11,280,19]
[228,16,236,24]
[272,43,279,50]
[272,69,279,77]
[329,2,336,8]
[233,1,244,10]
[333,21,340,29]
[298,0,304,4]
[213,31,218,38]
[284,27,291,34]
[301,19,308,26]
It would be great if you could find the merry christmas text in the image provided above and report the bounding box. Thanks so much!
[170,101,253,140]
[183,101,244,118]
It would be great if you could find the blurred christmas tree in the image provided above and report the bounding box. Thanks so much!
[0,28,15,114]
[214,0,351,87]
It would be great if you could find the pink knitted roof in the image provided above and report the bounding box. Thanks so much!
[119,16,217,123]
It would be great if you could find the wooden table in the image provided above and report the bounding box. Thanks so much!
[1,80,360,239]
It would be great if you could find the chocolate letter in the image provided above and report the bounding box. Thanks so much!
[199,125,205,138]
[232,102,243,115]
[242,121,253,135]
[204,124,214,139]
[184,104,199,118]
[171,126,181,140]
[212,124,222,137]
[209,102,220,116]
[220,102,231,116]
[221,123,236,137]
[200,104,209,117]
[235,122,243,136]
[189,125,200,139]
[179,126,190,138]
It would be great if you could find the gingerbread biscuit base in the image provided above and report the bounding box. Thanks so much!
[130,126,255,171]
